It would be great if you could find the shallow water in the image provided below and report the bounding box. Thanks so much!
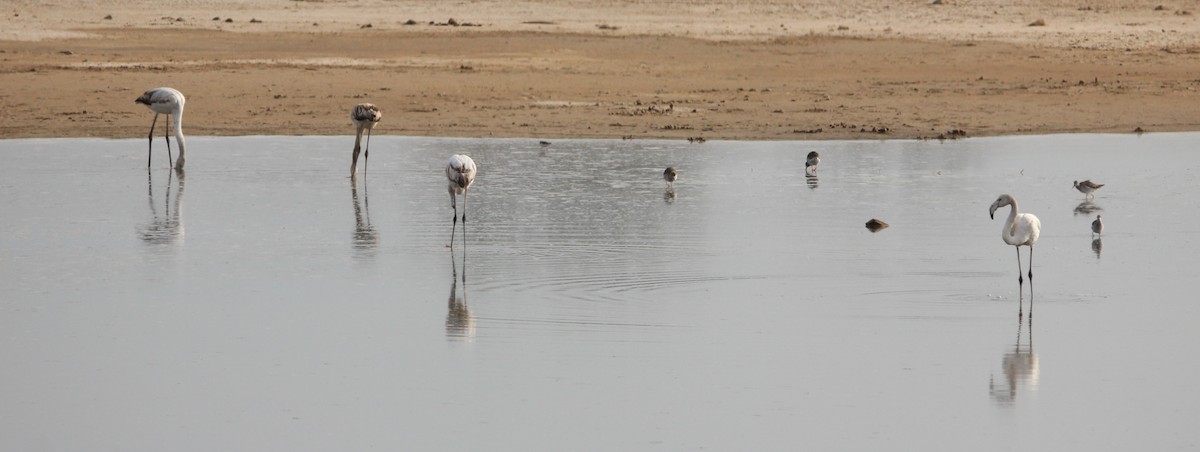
[1,133,1198,450]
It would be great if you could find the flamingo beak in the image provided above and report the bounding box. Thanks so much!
[988,203,998,220]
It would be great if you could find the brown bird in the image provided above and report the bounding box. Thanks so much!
[1073,180,1104,200]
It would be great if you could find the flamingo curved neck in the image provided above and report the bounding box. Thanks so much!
[172,112,186,170]
[1002,201,1022,245]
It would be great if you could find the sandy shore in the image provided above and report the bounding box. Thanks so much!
[2,0,1200,140]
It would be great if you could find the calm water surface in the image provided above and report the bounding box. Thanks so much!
[1,134,1198,450]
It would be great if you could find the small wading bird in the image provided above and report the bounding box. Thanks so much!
[446,154,477,247]
[1092,215,1104,237]
[1073,179,1104,200]
[663,167,678,189]
[805,151,820,176]
[135,87,187,170]
[351,103,382,176]
[990,194,1041,318]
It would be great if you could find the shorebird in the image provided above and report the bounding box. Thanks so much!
[663,167,678,189]
[351,103,382,176]
[446,154,477,247]
[135,87,187,170]
[805,151,820,176]
[1073,180,1104,200]
[990,194,1042,318]
[1091,215,1103,237]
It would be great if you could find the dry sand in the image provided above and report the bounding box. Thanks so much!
[2,0,1200,140]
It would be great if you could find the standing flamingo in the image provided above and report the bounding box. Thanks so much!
[351,103,382,176]
[446,154,477,247]
[663,167,678,189]
[990,194,1041,318]
[135,87,187,170]
[805,151,820,176]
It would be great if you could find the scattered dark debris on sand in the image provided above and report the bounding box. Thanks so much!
[249,18,263,23]
[224,18,233,23]
[59,50,74,55]
[793,128,824,134]
[596,24,619,30]
[932,129,968,140]
[1029,19,1046,26]
[522,21,558,25]
[104,14,112,20]
[212,16,220,21]
[866,219,890,232]
[1134,126,1145,134]
[687,137,706,143]
[403,19,418,25]
[662,124,693,131]
[360,23,372,29]
[430,18,481,27]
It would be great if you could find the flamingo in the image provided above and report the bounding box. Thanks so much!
[990,194,1041,318]
[1073,179,1104,200]
[663,167,678,189]
[351,103,382,176]
[135,87,187,170]
[446,154,477,247]
[805,151,820,176]
[1091,215,1103,237]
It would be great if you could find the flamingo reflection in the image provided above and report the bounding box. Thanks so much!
[137,169,185,245]
[446,246,475,339]
[350,174,379,257]
[990,319,1038,404]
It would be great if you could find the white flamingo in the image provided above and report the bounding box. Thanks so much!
[663,167,678,189]
[990,194,1041,318]
[446,154,477,246]
[135,87,187,170]
[805,151,820,176]
[351,103,382,175]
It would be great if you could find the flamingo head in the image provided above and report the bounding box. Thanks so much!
[989,194,1014,220]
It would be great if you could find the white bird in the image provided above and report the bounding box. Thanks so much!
[805,151,820,176]
[351,103,382,176]
[990,194,1041,318]
[1073,179,1104,200]
[1092,214,1103,237]
[135,87,187,170]
[663,167,678,189]
[446,154,477,246]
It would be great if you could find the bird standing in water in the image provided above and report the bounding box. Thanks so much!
[1092,215,1103,237]
[805,151,820,176]
[990,194,1042,318]
[446,154,477,247]
[1073,180,1104,200]
[351,103,382,176]
[135,87,187,170]
[663,167,678,189]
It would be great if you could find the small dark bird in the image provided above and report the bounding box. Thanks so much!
[1073,179,1104,200]
[1091,215,1103,237]
[805,151,820,176]
[663,167,678,189]
[865,218,889,232]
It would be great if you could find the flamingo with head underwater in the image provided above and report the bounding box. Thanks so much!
[135,87,187,170]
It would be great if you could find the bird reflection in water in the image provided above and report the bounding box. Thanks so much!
[446,245,475,339]
[1073,201,1102,216]
[806,174,818,190]
[350,174,379,259]
[990,319,1038,404]
[137,168,185,245]
[1091,238,1103,259]
[663,187,677,204]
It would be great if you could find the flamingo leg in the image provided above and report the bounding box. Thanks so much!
[164,114,173,167]
[1028,246,1034,318]
[1016,246,1025,319]
[364,128,372,173]
[450,191,458,248]
[147,113,160,168]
